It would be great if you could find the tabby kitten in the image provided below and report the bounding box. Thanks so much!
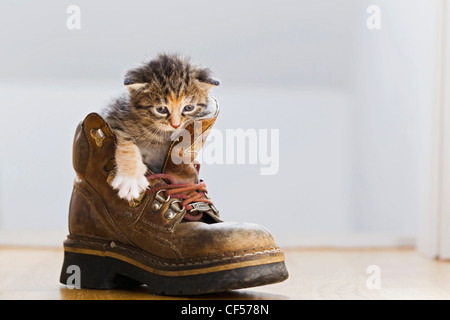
[103,54,220,201]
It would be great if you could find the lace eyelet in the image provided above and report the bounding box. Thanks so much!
[163,200,185,220]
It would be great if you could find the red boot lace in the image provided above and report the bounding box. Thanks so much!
[145,173,214,221]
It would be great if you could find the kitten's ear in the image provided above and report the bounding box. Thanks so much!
[194,67,220,90]
[196,78,220,91]
[124,79,149,92]
[199,78,220,86]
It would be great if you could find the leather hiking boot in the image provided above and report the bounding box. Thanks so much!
[59,104,288,295]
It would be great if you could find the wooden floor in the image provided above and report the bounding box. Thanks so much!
[1,246,450,300]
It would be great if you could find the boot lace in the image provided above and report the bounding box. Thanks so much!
[145,173,214,221]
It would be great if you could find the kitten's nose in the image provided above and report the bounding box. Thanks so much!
[170,115,181,128]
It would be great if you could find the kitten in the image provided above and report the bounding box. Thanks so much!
[102,54,220,201]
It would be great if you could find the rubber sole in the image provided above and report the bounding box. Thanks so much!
[59,237,289,296]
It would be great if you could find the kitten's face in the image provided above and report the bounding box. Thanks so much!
[129,84,214,134]
[124,54,219,136]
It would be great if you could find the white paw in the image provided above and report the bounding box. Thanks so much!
[111,174,150,201]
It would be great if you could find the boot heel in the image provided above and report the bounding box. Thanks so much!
[59,250,142,290]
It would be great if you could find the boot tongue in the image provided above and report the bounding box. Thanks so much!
[161,99,219,184]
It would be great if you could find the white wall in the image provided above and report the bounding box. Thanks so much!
[0,0,442,247]
[349,0,441,238]
[0,0,358,89]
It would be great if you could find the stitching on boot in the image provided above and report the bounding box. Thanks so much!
[140,216,180,233]
[68,236,281,267]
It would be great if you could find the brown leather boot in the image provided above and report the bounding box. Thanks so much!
[59,109,288,295]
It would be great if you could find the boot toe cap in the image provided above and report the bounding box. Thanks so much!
[173,221,280,260]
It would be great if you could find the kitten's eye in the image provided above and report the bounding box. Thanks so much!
[155,106,169,114]
[183,105,195,113]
